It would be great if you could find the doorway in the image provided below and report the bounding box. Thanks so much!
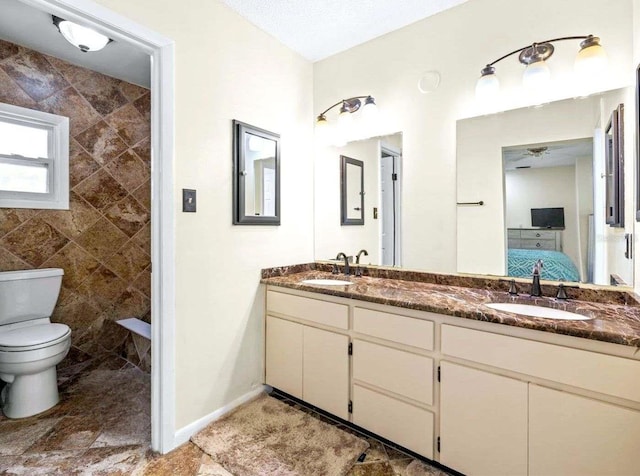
[380,144,402,266]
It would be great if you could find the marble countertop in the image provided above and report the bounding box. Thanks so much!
[261,270,640,347]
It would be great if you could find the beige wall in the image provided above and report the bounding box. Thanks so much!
[94,0,314,428]
[313,0,634,274]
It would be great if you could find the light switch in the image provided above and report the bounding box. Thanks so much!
[182,189,196,212]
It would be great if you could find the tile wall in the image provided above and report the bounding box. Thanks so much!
[0,39,151,371]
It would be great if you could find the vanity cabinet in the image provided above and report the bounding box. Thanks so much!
[264,286,640,475]
[440,362,528,476]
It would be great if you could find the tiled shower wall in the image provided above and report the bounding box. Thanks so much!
[0,39,151,370]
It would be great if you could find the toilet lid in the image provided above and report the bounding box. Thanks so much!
[0,323,70,348]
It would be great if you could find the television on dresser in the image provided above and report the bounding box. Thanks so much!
[531,207,565,229]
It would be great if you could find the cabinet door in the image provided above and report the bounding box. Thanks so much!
[303,326,349,419]
[265,316,303,398]
[530,384,640,476]
[440,362,528,476]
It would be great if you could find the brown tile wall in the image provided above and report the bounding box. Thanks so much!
[0,39,151,365]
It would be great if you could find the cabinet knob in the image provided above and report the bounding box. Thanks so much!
[536,233,541,237]
[536,243,541,248]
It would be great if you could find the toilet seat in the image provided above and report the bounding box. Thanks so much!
[0,323,71,352]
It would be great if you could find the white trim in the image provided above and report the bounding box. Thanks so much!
[174,386,267,447]
[17,0,177,454]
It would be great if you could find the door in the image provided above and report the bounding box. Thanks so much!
[380,147,402,266]
[439,362,528,476]
[265,316,302,398]
[303,326,349,419]
[529,384,640,476]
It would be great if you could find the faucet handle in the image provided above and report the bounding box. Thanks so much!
[556,282,579,300]
[499,279,519,295]
[331,263,340,275]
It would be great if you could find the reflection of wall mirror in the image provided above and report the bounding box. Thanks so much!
[232,120,280,225]
[605,104,624,227]
[315,134,402,265]
[457,88,634,287]
[341,155,364,225]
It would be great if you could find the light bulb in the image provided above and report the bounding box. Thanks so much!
[361,96,378,120]
[575,36,608,78]
[315,115,331,145]
[56,18,110,52]
[522,60,551,90]
[337,107,353,130]
[475,66,500,101]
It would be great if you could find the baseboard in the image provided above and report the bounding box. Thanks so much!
[173,385,266,447]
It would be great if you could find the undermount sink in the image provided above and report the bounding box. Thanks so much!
[301,279,352,286]
[485,303,591,321]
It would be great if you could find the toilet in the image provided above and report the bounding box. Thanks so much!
[0,268,71,419]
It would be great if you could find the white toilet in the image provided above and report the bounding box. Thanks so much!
[0,268,71,419]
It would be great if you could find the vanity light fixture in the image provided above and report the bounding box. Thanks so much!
[52,16,112,53]
[476,35,607,100]
[316,95,378,142]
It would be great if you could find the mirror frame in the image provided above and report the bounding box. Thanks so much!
[232,120,280,225]
[340,155,364,226]
[605,104,624,228]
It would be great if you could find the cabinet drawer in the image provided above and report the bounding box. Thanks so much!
[353,340,433,404]
[507,238,521,249]
[521,230,556,240]
[267,291,348,329]
[353,384,433,458]
[507,229,521,238]
[353,307,434,350]
[519,239,555,250]
[442,325,640,403]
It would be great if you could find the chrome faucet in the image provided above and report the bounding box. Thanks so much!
[336,252,350,276]
[531,259,543,297]
[356,249,369,264]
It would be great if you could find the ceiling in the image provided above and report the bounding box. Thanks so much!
[503,139,594,171]
[0,0,470,88]
[220,0,470,61]
[0,0,150,87]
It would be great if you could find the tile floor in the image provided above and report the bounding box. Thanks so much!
[0,351,451,475]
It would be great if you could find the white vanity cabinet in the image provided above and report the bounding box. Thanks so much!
[264,285,640,475]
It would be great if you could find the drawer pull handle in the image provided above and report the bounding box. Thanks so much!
[536,233,541,237]
[536,243,541,247]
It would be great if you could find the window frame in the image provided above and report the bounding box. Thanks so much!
[0,102,69,210]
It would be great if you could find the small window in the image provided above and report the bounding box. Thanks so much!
[0,103,69,209]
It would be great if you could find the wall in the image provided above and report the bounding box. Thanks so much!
[93,0,315,429]
[313,0,634,275]
[0,39,151,367]
[505,166,580,273]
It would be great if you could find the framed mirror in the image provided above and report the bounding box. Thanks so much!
[232,120,280,225]
[341,155,364,225]
[605,104,624,228]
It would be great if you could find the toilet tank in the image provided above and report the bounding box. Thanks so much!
[0,268,64,326]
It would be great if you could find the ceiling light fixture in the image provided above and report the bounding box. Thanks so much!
[52,16,112,53]
[476,35,607,100]
[316,96,378,145]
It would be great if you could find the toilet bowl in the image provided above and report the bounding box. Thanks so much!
[0,268,71,419]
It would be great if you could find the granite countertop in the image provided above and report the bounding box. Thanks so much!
[261,270,640,348]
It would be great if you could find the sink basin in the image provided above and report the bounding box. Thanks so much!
[485,303,591,320]
[301,279,352,286]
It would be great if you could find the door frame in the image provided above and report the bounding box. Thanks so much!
[18,0,176,453]
[380,144,402,266]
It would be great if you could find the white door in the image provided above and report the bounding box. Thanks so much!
[440,362,528,476]
[302,326,349,419]
[265,316,303,398]
[380,148,402,266]
[529,384,640,476]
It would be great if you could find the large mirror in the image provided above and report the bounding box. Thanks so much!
[232,120,280,225]
[315,134,403,265]
[314,88,634,289]
[457,88,634,286]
